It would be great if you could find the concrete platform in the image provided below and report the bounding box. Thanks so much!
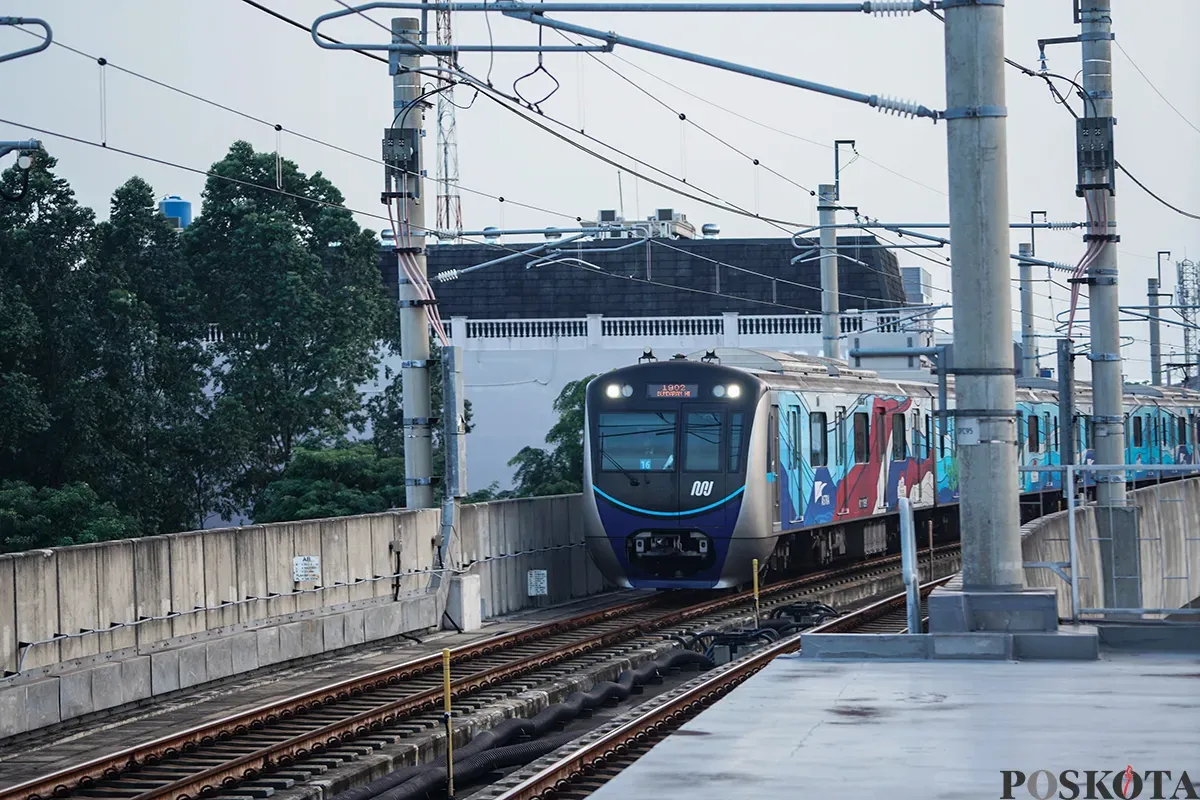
[588,649,1200,800]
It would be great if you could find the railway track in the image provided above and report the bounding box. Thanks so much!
[1,548,959,800]
[482,578,952,800]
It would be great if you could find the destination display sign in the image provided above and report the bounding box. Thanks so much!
[647,383,698,399]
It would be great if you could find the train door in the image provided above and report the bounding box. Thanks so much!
[768,405,781,525]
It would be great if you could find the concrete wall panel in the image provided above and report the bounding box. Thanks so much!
[133,537,173,649]
[202,529,238,630]
[346,516,375,603]
[95,540,136,654]
[0,557,16,675]
[55,546,100,662]
[167,534,206,637]
[263,523,297,619]
[319,520,350,608]
[13,550,60,668]
[371,515,398,601]
[292,522,323,614]
[234,527,268,624]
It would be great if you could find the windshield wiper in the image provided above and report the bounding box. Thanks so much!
[602,450,640,486]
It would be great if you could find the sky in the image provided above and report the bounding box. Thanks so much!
[1,0,1197,384]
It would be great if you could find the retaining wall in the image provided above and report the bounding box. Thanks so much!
[0,494,608,737]
[1022,477,1200,618]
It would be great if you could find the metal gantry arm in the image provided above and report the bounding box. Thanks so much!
[312,1,941,120]
[0,17,52,64]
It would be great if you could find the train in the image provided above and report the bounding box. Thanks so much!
[581,347,1200,590]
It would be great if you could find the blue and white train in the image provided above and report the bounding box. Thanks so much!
[581,348,1200,590]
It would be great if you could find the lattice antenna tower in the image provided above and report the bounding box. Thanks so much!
[435,10,462,236]
[1177,258,1199,381]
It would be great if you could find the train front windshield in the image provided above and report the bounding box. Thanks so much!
[597,412,678,471]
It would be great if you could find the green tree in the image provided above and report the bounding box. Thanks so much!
[255,444,406,523]
[0,481,140,552]
[506,376,596,497]
[184,141,393,514]
[0,152,98,488]
[81,177,214,533]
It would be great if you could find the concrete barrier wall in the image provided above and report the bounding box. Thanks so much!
[0,494,607,677]
[1022,477,1200,618]
[456,495,607,619]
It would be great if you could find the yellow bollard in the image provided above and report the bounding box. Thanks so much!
[443,649,454,799]
[752,558,760,629]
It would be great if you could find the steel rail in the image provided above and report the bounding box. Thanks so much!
[491,576,954,800]
[7,547,959,800]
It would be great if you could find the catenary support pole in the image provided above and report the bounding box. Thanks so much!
[392,16,434,509]
[1148,277,1162,387]
[1081,0,1126,506]
[943,0,1023,590]
[1018,242,1036,378]
[1057,338,1075,497]
[818,183,840,360]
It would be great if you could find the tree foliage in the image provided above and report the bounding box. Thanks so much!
[505,376,596,497]
[255,445,405,523]
[0,481,140,551]
[183,141,394,515]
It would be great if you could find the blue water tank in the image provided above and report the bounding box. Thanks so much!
[158,195,192,229]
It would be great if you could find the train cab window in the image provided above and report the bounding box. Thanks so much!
[1132,416,1143,448]
[891,414,907,461]
[835,407,847,466]
[728,412,744,472]
[1028,415,1041,454]
[810,412,828,467]
[684,412,723,472]
[853,412,870,463]
[598,412,677,472]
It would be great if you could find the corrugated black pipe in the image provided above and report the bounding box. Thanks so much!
[377,731,580,800]
[334,649,712,800]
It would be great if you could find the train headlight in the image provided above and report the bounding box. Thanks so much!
[605,384,621,399]
[622,384,633,397]
[713,385,726,398]
[727,384,742,398]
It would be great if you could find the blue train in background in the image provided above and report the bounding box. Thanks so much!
[581,348,1200,590]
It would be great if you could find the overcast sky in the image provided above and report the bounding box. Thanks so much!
[2,1,1197,383]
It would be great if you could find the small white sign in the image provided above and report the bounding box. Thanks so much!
[527,569,548,597]
[957,417,981,446]
[293,555,321,583]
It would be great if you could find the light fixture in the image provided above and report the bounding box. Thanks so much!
[622,385,633,397]
[713,385,726,398]
[727,384,742,398]
[605,384,621,399]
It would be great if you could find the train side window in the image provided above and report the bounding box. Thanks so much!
[1028,415,1040,454]
[891,414,907,461]
[810,412,828,467]
[939,414,945,458]
[912,410,921,459]
[1132,415,1143,448]
[1044,412,1053,452]
[684,412,722,472]
[853,412,870,463]
[835,407,846,466]
[728,412,744,472]
[925,412,932,459]
[1053,413,1059,451]
[787,408,800,469]
[1016,411,1025,454]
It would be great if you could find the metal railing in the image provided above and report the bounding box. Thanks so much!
[1021,463,1200,623]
